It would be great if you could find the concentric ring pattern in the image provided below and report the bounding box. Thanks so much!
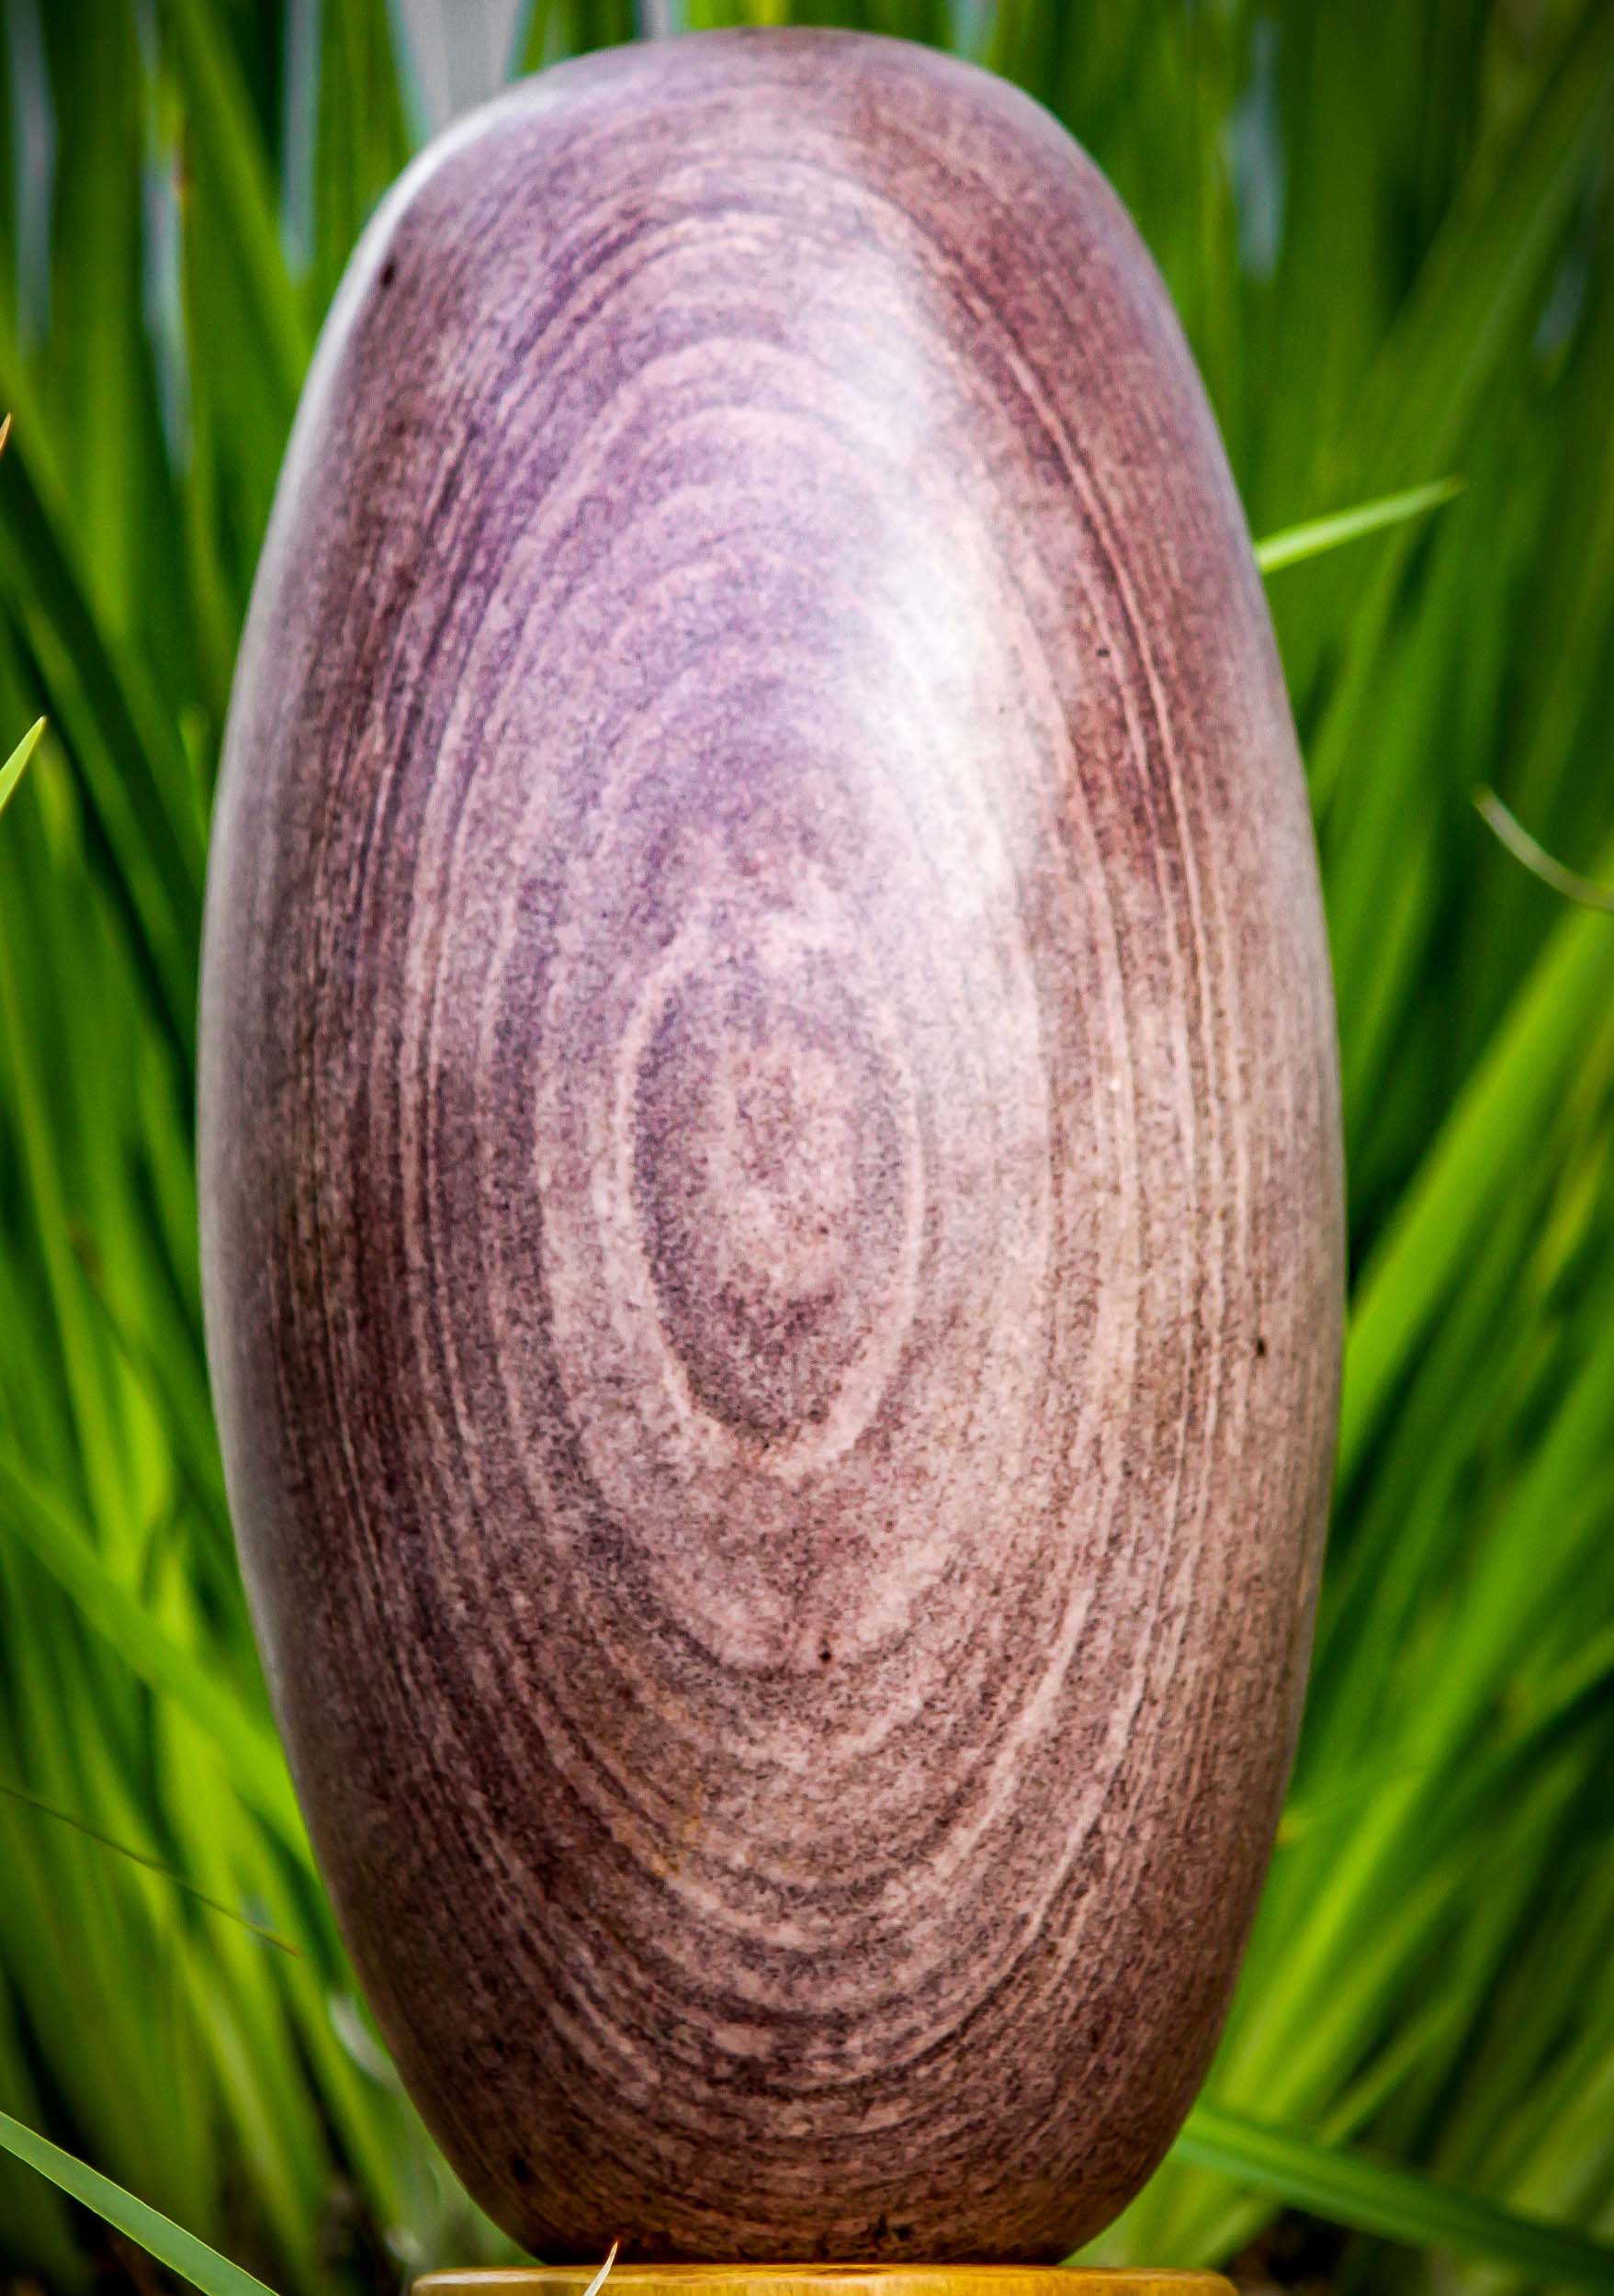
[199,29,1343,2267]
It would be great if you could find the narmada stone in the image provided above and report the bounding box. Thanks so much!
[199,28,1343,2267]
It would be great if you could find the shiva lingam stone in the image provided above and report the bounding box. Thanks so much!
[198,26,1343,2277]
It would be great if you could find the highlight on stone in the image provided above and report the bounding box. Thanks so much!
[198,28,1343,2267]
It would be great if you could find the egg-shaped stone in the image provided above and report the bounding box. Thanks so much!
[198,28,1343,2267]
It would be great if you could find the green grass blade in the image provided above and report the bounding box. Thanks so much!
[0,1445,303,1848]
[1345,6,1614,494]
[156,0,309,417]
[0,715,44,820]
[1254,478,1463,573]
[0,1778,299,1956]
[1338,867,1614,1479]
[1176,2103,1614,2288]
[0,2109,279,2296]
[1474,789,1614,913]
[0,439,203,1061]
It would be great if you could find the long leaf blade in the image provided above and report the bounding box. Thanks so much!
[0,717,45,822]
[1177,2104,1614,2289]
[1254,478,1463,574]
[0,2110,278,2296]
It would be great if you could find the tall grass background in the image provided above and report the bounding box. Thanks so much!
[1,0,1612,2290]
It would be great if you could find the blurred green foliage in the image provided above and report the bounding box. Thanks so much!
[0,1,1612,2291]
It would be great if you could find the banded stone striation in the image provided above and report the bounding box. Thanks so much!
[199,29,1343,2267]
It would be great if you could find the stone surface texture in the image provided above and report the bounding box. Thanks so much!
[199,28,1344,2267]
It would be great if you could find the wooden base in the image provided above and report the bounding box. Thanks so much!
[415,2271,1235,2296]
